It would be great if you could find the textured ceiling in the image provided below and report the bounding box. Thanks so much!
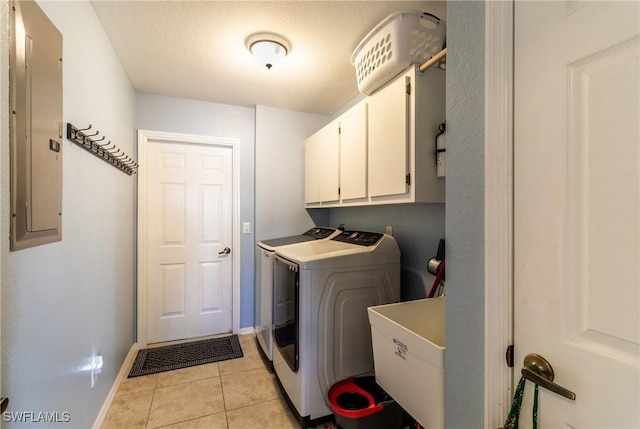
[91,1,446,115]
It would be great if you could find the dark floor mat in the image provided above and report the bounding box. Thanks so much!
[128,335,243,378]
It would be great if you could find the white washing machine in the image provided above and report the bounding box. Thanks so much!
[272,230,400,428]
[255,227,340,370]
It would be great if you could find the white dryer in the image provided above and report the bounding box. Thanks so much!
[272,231,400,428]
[255,227,340,369]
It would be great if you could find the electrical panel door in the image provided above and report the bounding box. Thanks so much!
[10,0,63,250]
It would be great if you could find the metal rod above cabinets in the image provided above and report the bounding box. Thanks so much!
[419,48,447,73]
[66,123,138,175]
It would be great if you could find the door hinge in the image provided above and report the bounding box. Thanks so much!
[338,126,341,135]
[338,187,341,195]
[406,82,411,95]
[505,345,514,368]
[405,174,411,185]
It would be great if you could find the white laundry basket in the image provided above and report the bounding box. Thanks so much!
[351,10,446,95]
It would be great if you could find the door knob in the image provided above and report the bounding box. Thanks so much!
[521,353,576,400]
[218,247,231,255]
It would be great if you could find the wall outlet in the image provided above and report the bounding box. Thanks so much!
[242,222,251,234]
[385,226,393,236]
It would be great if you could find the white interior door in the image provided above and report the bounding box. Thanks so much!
[514,1,639,427]
[144,139,233,344]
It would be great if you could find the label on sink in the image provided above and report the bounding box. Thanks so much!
[393,338,408,360]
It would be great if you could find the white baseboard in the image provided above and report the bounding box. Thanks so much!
[92,343,139,429]
[238,326,254,336]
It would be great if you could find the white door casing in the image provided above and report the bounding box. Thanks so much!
[484,1,515,426]
[514,1,639,428]
[137,130,241,346]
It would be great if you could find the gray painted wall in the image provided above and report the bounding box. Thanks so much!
[255,105,330,242]
[327,204,445,299]
[1,1,136,427]
[445,1,486,427]
[136,94,256,329]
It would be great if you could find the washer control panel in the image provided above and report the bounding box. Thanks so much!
[331,231,384,246]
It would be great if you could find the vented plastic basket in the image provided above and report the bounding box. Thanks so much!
[351,10,446,95]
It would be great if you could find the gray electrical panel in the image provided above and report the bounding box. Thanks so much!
[10,0,63,250]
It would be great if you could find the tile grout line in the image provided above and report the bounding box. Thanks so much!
[219,367,232,428]
[151,411,229,429]
[144,370,158,429]
[223,396,284,414]
[220,376,228,413]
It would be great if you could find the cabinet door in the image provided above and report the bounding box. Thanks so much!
[304,121,339,204]
[368,74,410,198]
[339,101,368,200]
[304,132,320,204]
[317,121,340,202]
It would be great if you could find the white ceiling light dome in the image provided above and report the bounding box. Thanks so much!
[246,33,290,69]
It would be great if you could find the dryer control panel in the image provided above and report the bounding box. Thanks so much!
[332,231,384,246]
[303,227,338,239]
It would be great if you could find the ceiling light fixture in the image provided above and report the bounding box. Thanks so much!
[246,33,290,69]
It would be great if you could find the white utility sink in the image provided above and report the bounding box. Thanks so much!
[368,296,445,429]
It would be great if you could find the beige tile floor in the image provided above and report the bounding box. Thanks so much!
[101,334,337,429]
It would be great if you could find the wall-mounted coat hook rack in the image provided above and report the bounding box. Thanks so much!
[66,123,137,175]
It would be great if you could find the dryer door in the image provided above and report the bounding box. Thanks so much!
[273,255,299,372]
[256,246,274,361]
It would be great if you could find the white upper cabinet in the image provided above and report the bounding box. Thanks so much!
[368,74,410,198]
[304,119,340,204]
[305,65,445,207]
[339,100,368,201]
[367,65,445,205]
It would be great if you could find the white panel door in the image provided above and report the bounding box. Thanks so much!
[146,141,233,343]
[514,1,639,427]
